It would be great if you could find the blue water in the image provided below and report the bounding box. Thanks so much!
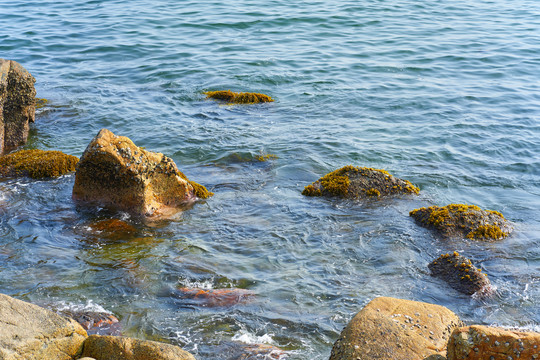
[1,0,540,358]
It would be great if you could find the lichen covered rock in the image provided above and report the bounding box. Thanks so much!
[72,129,212,217]
[302,165,419,199]
[429,252,492,296]
[410,204,512,240]
[204,90,274,104]
[0,59,36,154]
[447,325,540,360]
[329,297,462,360]
[0,149,79,178]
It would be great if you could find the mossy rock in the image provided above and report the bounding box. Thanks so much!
[302,165,419,199]
[429,251,492,296]
[410,204,512,240]
[0,149,79,179]
[204,90,274,104]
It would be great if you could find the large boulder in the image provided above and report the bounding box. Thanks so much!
[410,204,512,240]
[72,129,212,217]
[0,149,79,179]
[428,252,492,296]
[0,59,36,154]
[80,335,196,360]
[329,297,462,360]
[302,165,419,199]
[447,325,540,360]
[0,293,87,360]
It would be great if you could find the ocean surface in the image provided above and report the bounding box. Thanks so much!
[1,0,539,358]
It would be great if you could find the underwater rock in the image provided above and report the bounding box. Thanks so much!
[302,165,419,199]
[88,219,137,240]
[56,309,121,336]
[410,204,512,240]
[0,59,36,154]
[237,343,287,359]
[175,287,255,307]
[0,293,87,360]
[204,90,274,104]
[429,252,492,296]
[80,335,196,360]
[0,149,79,179]
[72,129,212,217]
[329,297,462,360]
[447,325,540,360]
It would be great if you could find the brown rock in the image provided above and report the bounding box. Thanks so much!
[329,297,463,360]
[0,149,79,179]
[175,287,255,307]
[88,219,137,240]
[80,335,196,360]
[72,129,212,217]
[0,59,36,154]
[57,309,121,336]
[0,293,87,360]
[447,325,540,360]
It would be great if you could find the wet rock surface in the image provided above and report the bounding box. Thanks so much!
[329,296,462,360]
[0,149,79,179]
[302,165,419,199]
[204,90,274,104]
[409,204,512,240]
[55,309,121,336]
[174,287,255,307]
[447,325,540,360]
[429,252,492,296]
[0,59,36,154]
[72,128,212,217]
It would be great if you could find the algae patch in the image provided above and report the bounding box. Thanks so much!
[204,90,274,104]
[0,149,79,179]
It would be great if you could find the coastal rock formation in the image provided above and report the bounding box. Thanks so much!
[409,204,512,240]
[0,59,36,154]
[80,335,196,360]
[302,165,419,199]
[0,149,79,179]
[429,252,492,296]
[175,287,255,307]
[447,325,540,360]
[0,293,87,360]
[204,90,274,104]
[72,129,212,217]
[329,297,462,360]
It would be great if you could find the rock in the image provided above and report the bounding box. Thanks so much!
[88,219,137,240]
[428,251,492,296]
[0,149,79,179]
[447,325,540,360]
[56,309,121,336]
[237,343,287,359]
[72,129,212,217]
[204,90,274,104]
[78,358,96,360]
[80,335,196,360]
[329,297,462,360]
[0,293,87,360]
[0,59,36,154]
[175,287,255,307]
[409,204,512,240]
[302,165,419,199]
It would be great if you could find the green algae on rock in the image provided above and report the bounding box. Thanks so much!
[409,204,512,240]
[204,90,274,104]
[429,251,492,296]
[302,165,419,199]
[0,149,79,179]
[34,97,48,109]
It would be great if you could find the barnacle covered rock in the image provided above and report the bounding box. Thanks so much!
[73,129,212,217]
[410,204,512,240]
[429,251,492,296]
[0,149,79,179]
[204,90,274,104]
[329,297,462,360]
[302,165,419,199]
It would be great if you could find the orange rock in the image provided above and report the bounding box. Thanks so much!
[175,287,254,307]
[447,325,540,360]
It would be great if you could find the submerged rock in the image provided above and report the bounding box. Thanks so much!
[0,59,36,154]
[204,90,274,104]
[175,287,255,307]
[410,204,512,240]
[80,335,196,360]
[57,309,121,336]
[0,149,79,179]
[72,129,212,217]
[429,252,492,296]
[329,296,462,360]
[88,219,137,240]
[447,325,540,360]
[0,293,87,360]
[302,165,419,199]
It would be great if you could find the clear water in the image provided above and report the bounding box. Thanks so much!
[1,0,539,358]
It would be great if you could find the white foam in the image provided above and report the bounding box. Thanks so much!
[54,299,111,314]
[232,329,275,345]
[178,278,214,290]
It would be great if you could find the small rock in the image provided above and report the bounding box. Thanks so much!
[0,149,78,179]
[204,90,274,104]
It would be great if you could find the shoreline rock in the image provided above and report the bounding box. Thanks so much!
[0,149,79,179]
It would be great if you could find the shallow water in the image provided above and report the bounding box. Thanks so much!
[1,0,540,358]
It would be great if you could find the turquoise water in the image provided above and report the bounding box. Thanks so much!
[1,0,540,358]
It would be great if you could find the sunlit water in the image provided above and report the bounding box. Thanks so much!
[1,0,539,358]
